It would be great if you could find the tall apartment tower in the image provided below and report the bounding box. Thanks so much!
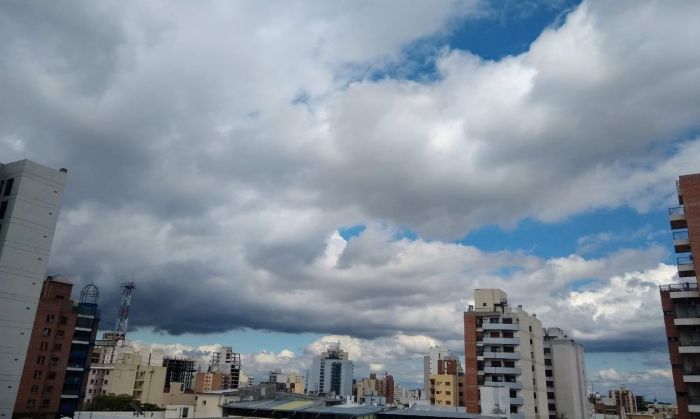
[13,276,100,418]
[464,289,548,419]
[209,346,241,389]
[660,173,700,419]
[0,160,68,416]
[307,342,354,397]
[543,328,588,419]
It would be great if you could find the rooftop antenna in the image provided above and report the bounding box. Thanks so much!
[115,281,135,338]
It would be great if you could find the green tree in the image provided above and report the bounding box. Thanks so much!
[82,394,164,412]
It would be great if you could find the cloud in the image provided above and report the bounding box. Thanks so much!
[0,0,696,366]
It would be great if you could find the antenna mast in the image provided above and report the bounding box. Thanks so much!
[115,281,135,338]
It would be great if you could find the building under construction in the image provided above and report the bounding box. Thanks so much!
[163,357,198,390]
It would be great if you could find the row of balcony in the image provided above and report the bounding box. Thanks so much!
[669,207,696,278]
[481,351,520,360]
[478,337,520,345]
[483,380,522,389]
[481,323,519,331]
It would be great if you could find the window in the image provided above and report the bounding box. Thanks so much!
[53,343,62,351]
[39,342,48,351]
[26,399,36,408]
[104,380,108,384]
[59,316,68,325]
[47,371,56,380]
[90,379,94,384]
[105,370,110,375]
[30,385,39,394]
[44,385,53,393]
[544,359,552,366]
[528,325,532,332]
[41,399,50,407]
[33,370,42,379]
[88,389,93,394]
[0,201,7,219]
[4,178,14,196]
[56,330,64,337]
[544,348,551,354]
[42,328,51,337]
[36,355,45,365]
[49,357,59,366]
[46,314,55,323]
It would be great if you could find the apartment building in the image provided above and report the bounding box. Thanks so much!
[464,289,549,419]
[424,345,455,396]
[429,358,464,408]
[543,328,588,419]
[209,346,241,389]
[307,342,354,397]
[0,160,68,416]
[13,276,100,418]
[286,372,305,394]
[609,385,637,415]
[660,173,700,419]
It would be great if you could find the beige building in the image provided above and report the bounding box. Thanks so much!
[430,373,462,407]
[286,372,305,394]
[464,289,549,419]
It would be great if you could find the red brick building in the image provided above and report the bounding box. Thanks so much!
[660,173,700,419]
[13,276,99,418]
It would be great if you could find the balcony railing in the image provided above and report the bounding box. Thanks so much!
[679,256,694,265]
[670,206,686,216]
[679,339,700,346]
[689,396,700,405]
[661,283,699,292]
[675,231,690,240]
[670,206,688,230]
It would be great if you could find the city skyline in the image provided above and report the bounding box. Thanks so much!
[2,0,700,403]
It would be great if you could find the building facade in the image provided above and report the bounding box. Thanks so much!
[429,359,464,408]
[13,276,100,418]
[423,345,453,396]
[209,346,241,389]
[543,327,588,419]
[162,357,197,390]
[464,289,549,419]
[660,173,700,419]
[307,343,354,397]
[0,160,68,416]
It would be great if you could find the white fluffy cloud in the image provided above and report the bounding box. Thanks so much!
[0,1,696,389]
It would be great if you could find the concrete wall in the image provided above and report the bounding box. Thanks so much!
[0,160,67,416]
[76,412,165,419]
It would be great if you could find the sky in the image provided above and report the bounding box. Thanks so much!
[2,0,700,402]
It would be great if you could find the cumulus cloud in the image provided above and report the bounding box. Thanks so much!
[0,0,696,368]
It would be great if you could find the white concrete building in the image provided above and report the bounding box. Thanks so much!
[544,327,588,419]
[465,289,549,419]
[0,159,67,415]
[307,342,354,397]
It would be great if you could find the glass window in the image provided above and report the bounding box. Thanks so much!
[3,178,13,196]
[42,328,51,337]
[46,314,55,323]
[0,201,7,219]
